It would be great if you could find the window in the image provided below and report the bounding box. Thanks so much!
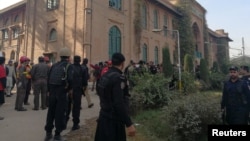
[141,3,147,29]
[153,9,159,29]
[14,15,19,23]
[2,29,9,39]
[154,46,159,65]
[47,0,59,10]
[49,28,57,41]
[109,26,121,59]
[142,44,148,62]
[12,28,19,39]
[10,51,15,60]
[163,15,168,36]
[109,0,122,11]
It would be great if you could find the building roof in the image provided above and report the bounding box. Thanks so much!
[0,0,26,14]
[208,28,233,41]
[154,0,182,17]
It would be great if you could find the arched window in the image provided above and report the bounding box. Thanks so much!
[109,26,121,59]
[109,0,122,10]
[141,3,147,29]
[10,50,15,60]
[153,9,159,29]
[14,15,19,23]
[154,46,159,65]
[49,28,57,41]
[3,29,9,39]
[142,44,148,62]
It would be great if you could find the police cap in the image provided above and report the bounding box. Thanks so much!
[229,66,238,71]
[112,53,125,66]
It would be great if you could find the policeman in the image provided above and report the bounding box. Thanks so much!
[44,47,72,141]
[66,55,88,130]
[221,66,250,125]
[240,65,250,87]
[30,56,50,110]
[94,53,136,141]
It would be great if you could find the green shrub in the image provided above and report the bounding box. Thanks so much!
[129,73,173,112]
[162,92,221,141]
[209,72,226,90]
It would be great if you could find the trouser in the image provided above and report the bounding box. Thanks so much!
[0,90,5,105]
[45,85,68,134]
[15,88,26,110]
[94,116,126,141]
[33,79,47,109]
[24,79,31,104]
[6,77,13,96]
[66,87,82,125]
[84,86,92,105]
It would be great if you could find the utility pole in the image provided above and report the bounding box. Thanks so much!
[242,37,245,56]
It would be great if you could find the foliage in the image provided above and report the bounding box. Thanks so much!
[209,72,226,90]
[162,46,173,78]
[175,1,195,65]
[211,61,219,72]
[183,54,193,73]
[163,92,221,141]
[129,73,173,113]
[200,58,209,83]
[181,71,198,94]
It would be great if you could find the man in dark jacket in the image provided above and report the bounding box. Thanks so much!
[66,56,88,130]
[44,47,72,141]
[94,53,136,141]
[221,66,250,125]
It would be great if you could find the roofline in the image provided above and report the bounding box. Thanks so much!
[0,0,26,14]
[153,0,182,17]
[208,28,233,42]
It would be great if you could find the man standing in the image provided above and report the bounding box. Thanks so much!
[94,53,136,141]
[30,56,50,110]
[15,56,29,111]
[44,47,72,141]
[24,57,32,105]
[6,60,15,97]
[0,53,6,120]
[66,56,88,130]
[221,66,250,125]
[81,58,94,108]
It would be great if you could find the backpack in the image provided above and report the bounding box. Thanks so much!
[48,61,70,85]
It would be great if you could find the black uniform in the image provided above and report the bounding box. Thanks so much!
[66,61,88,129]
[45,60,72,136]
[94,67,132,141]
[221,79,250,124]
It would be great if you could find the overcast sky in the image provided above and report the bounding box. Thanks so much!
[1,0,249,57]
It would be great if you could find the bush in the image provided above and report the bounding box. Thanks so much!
[129,73,174,113]
[162,92,222,141]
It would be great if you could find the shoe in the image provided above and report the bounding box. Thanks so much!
[17,108,27,111]
[33,108,39,111]
[24,102,30,105]
[41,107,47,110]
[44,132,53,141]
[88,103,94,108]
[0,116,4,120]
[6,95,11,97]
[53,135,66,141]
[71,125,80,131]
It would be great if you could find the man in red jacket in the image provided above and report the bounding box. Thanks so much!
[0,54,6,120]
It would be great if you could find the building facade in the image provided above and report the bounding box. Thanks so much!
[0,0,232,69]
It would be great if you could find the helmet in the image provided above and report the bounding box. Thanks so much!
[59,47,71,57]
[20,56,27,63]
[26,57,31,61]
[44,56,49,62]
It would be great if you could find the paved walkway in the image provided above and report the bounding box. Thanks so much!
[0,84,100,141]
